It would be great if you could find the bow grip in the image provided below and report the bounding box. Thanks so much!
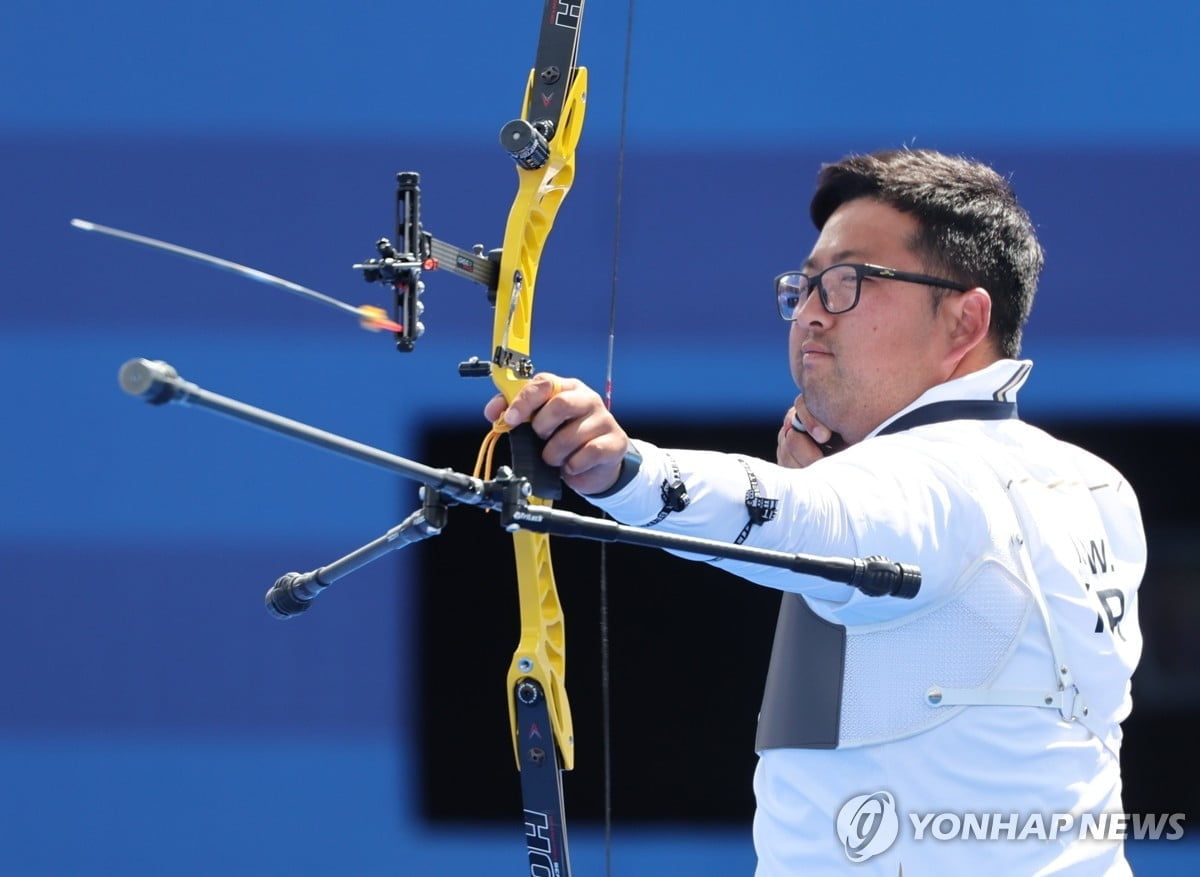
[507,422,563,500]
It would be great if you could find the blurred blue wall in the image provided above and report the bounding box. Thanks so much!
[2,1,1197,873]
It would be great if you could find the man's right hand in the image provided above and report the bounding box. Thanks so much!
[777,394,842,468]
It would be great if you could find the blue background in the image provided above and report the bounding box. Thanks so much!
[2,0,1198,873]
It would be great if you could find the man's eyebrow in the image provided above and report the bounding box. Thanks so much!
[802,249,866,271]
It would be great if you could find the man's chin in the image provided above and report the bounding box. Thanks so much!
[798,382,836,423]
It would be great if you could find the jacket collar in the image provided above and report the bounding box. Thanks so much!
[870,359,1032,439]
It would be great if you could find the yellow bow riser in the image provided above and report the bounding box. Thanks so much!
[495,66,588,774]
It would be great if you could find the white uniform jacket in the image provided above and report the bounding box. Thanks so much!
[586,360,1146,876]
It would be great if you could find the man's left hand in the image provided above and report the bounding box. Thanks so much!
[484,373,630,496]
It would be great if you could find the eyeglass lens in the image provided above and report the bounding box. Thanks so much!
[777,265,860,319]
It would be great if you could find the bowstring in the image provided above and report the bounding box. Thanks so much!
[601,1,636,874]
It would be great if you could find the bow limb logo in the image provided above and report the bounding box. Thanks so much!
[837,791,900,863]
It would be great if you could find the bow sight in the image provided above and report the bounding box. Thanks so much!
[353,0,583,375]
[353,171,502,358]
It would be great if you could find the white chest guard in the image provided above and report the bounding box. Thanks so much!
[757,409,1133,757]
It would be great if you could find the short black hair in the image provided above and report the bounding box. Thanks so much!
[810,149,1043,358]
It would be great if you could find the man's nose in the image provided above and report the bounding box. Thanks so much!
[794,285,830,322]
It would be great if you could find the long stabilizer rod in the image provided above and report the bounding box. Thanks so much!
[118,358,921,599]
[118,358,486,506]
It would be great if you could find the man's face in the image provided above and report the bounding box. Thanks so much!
[789,198,955,443]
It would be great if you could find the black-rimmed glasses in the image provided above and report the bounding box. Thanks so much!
[775,263,970,320]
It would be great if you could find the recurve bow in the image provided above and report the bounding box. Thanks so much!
[490,6,586,873]
[360,3,588,871]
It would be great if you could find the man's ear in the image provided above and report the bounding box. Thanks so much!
[945,287,993,360]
